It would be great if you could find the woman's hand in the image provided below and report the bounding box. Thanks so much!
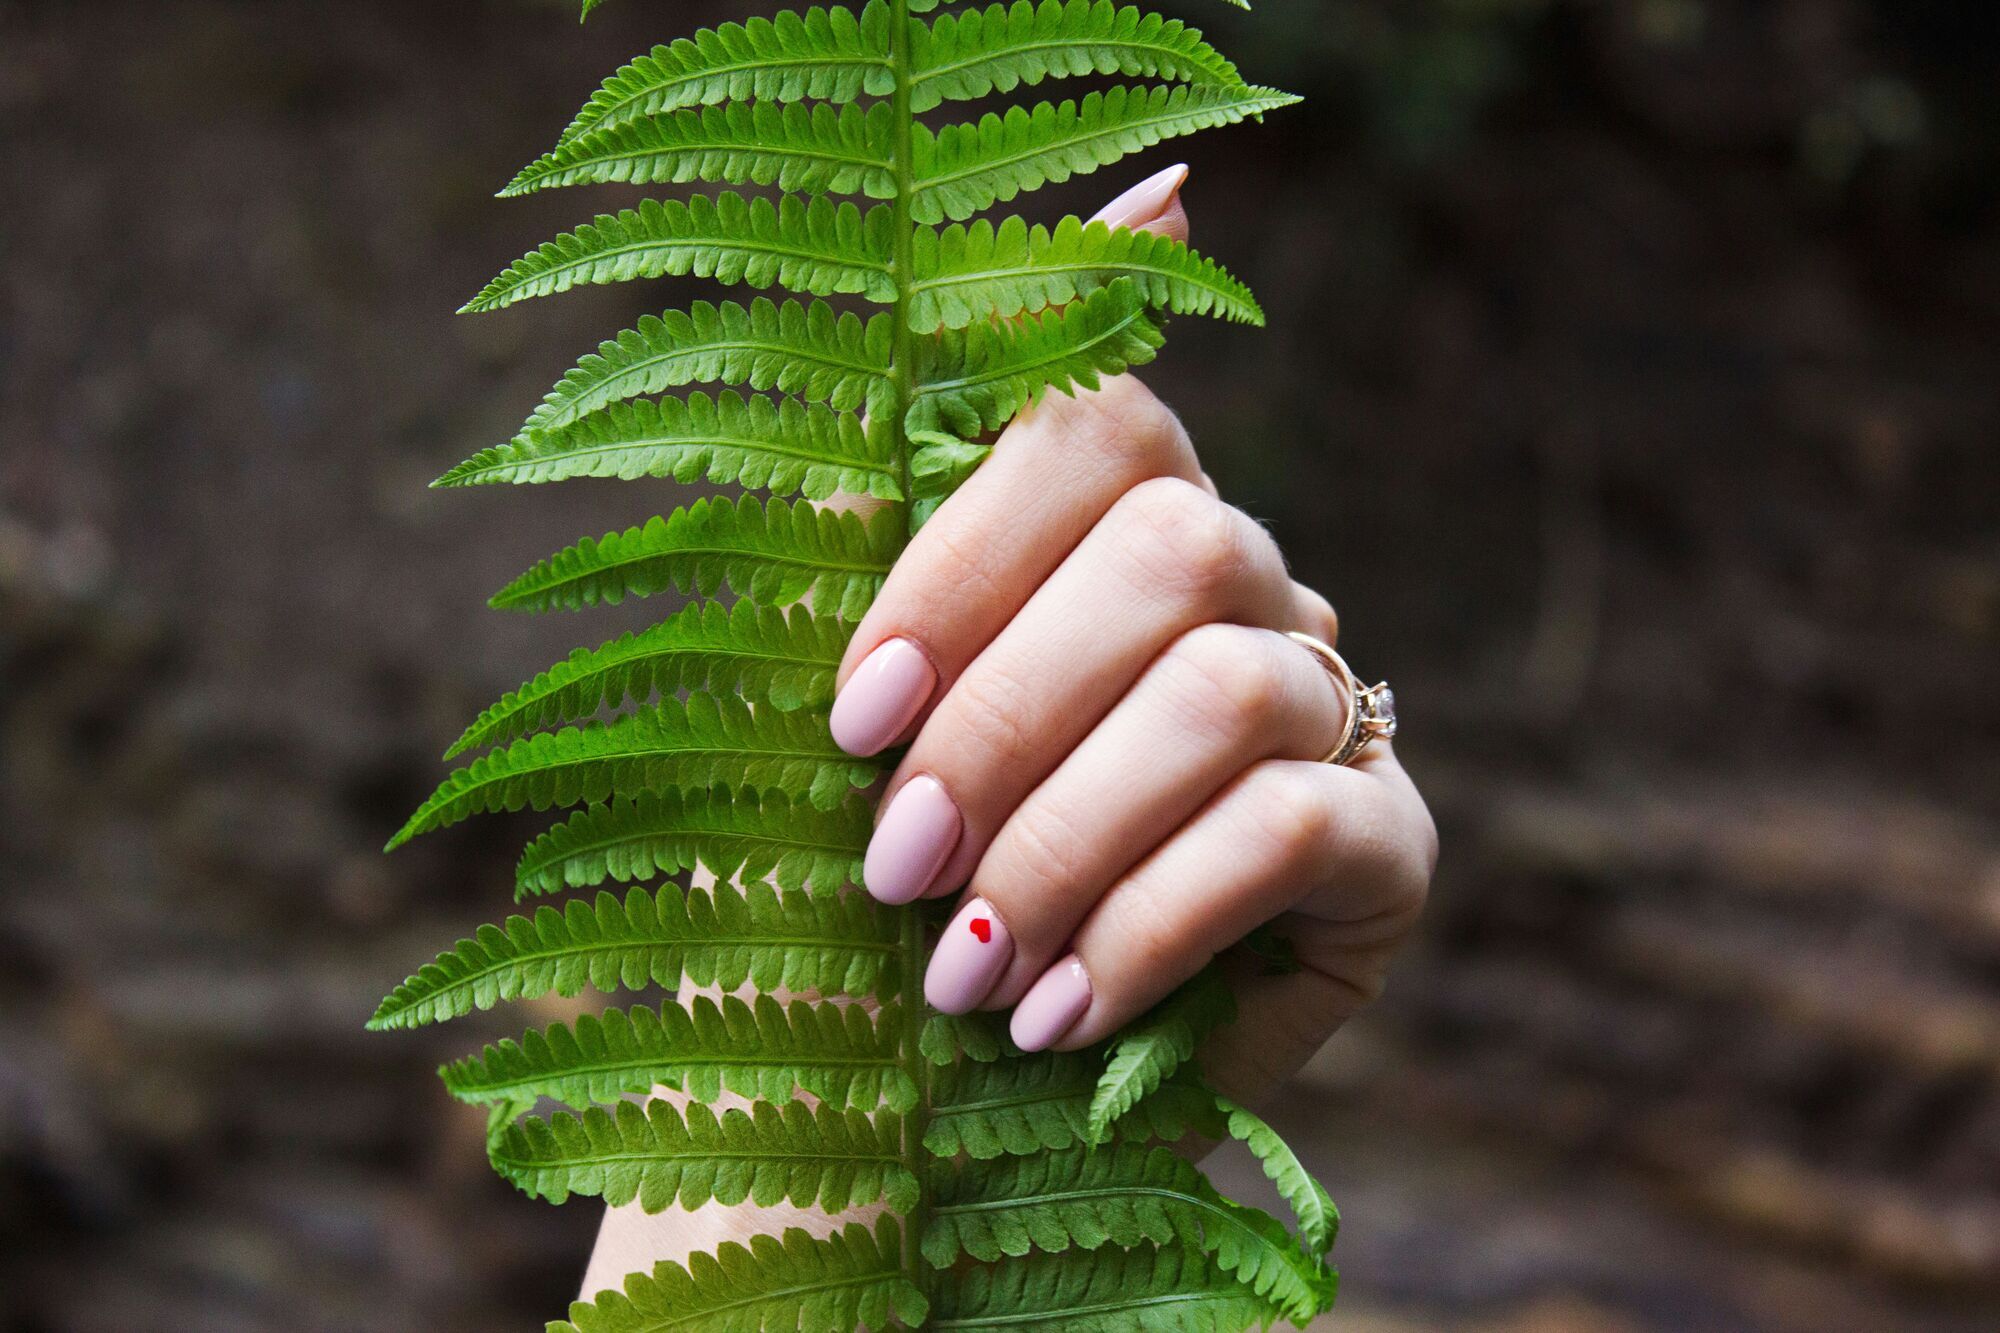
[581,168,1436,1295]
[830,168,1437,1061]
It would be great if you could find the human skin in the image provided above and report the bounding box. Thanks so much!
[581,166,1439,1295]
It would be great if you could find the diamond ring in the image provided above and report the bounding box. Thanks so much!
[1285,631,1397,766]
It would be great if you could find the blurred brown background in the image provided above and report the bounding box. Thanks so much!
[3,0,1996,1329]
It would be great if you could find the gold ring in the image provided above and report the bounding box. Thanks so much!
[1286,631,1397,765]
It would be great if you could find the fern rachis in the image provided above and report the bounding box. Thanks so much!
[376,0,1336,1327]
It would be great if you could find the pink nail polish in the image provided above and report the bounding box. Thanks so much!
[925,899,1014,1015]
[1010,955,1092,1052]
[1089,163,1189,232]
[830,638,936,757]
[863,776,961,905]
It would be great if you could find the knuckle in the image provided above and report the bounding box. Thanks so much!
[1016,377,1196,479]
[1109,879,1200,983]
[908,519,1007,606]
[1107,478,1252,605]
[1330,781,1434,921]
[985,805,1091,926]
[1237,765,1333,873]
[1295,585,1341,644]
[1160,626,1291,739]
[938,665,1039,767]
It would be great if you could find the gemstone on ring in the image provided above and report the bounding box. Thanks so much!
[1361,684,1397,738]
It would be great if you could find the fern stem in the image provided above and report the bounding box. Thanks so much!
[884,4,932,1316]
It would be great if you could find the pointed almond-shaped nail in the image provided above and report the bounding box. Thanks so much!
[1090,163,1190,233]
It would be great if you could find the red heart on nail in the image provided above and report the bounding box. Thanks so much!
[969,918,992,943]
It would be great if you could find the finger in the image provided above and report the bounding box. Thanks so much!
[921,624,1347,1014]
[1291,583,1340,645]
[864,478,1297,905]
[1009,756,1434,1051]
[810,165,1185,529]
[1092,162,1191,244]
[827,169,1196,759]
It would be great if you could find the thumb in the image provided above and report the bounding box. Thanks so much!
[1088,162,1190,245]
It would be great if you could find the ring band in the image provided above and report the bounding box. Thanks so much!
[1286,631,1397,766]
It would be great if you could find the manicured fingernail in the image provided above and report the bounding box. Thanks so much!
[1010,954,1093,1052]
[830,638,936,757]
[1090,163,1189,232]
[864,776,961,905]
[925,899,1014,1015]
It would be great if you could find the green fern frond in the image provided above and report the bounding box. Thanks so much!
[910,0,1245,112]
[912,85,1299,223]
[447,602,846,760]
[368,883,899,1030]
[509,101,897,199]
[489,495,896,620]
[516,787,869,899]
[390,692,875,849]
[558,5,897,143]
[1087,962,1236,1143]
[388,0,1332,1325]
[441,995,913,1112]
[910,214,1262,330]
[552,1218,928,1333]
[461,193,896,313]
[909,277,1162,436]
[523,299,891,437]
[926,1050,1219,1159]
[924,1145,1331,1324]
[492,1097,918,1213]
[927,1244,1279,1332]
[1216,1097,1339,1258]
[436,390,901,502]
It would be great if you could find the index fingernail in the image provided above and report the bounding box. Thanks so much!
[830,637,935,757]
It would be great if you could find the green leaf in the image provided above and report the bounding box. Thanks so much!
[926,1051,1220,1160]
[516,787,869,899]
[920,1008,1011,1065]
[522,299,891,436]
[909,435,991,529]
[441,995,913,1113]
[366,883,899,1031]
[552,1218,927,1333]
[509,100,897,200]
[909,277,1163,437]
[909,214,1262,330]
[435,390,901,501]
[1216,1096,1340,1258]
[926,1243,1279,1332]
[910,0,1246,113]
[913,84,1299,223]
[461,193,896,313]
[1087,963,1235,1144]
[446,602,846,760]
[488,495,897,621]
[558,4,896,143]
[924,1144,1334,1325]
[492,1097,917,1214]
[388,692,876,849]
